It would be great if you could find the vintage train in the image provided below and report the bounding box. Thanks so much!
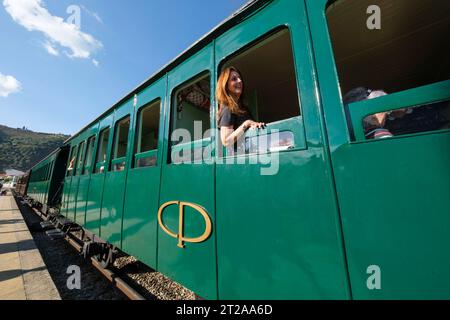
[17,0,450,299]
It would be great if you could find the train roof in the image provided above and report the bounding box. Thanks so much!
[65,0,268,144]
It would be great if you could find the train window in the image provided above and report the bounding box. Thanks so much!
[111,116,130,172]
[75,141,85,176]
[66,145,78,177]
[327,0,450,139]
[82,136,96,175]
[95,128,110,173]
[360,100,450,140]
[170,73,211,164]
[47,161,53,180]
[221,28,301,125]
[134,100,160,168]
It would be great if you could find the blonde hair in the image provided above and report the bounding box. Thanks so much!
[216,66,246,116]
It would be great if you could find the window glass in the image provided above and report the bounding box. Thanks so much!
[221,28,301,124]
[83,136,96,174]
[112,116,130,171]
[134,100,160,168]
[75,141,85,176]
[170,73,211,164]
[95,128,110,173]
[363,100,450,139]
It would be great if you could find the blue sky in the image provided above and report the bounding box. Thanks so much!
[0,0,248,135]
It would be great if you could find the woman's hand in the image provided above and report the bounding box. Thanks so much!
[243,120,265,130]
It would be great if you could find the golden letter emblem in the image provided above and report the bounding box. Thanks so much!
[158,201,212,248]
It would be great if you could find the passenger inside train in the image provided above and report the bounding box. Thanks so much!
[216,28,301,156]
[343,87,393,139]
[216,66,265,150]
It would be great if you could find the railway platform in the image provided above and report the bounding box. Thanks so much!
[0,194,60,300]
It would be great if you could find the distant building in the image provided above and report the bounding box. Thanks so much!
[5,169,24,177]
[2,169,25,189]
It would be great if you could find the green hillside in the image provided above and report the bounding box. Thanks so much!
[0,124,70,172]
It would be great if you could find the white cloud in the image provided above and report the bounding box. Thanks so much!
[3,0,103,60]
[0,73,22,98]
[81,5,103,24]
[92,59,99,67]
[42,40,59,56]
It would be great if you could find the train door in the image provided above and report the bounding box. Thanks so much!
[48,147,69,208]
[61,144,78,217]
[101,100,134,247]
[43,159,54,205]
[122,77,166,268]
[307,0,450,298]
[75,129,98,226]
[214,0,350,299]
[85,115,114,236]
[158,44,217,299]
[68,140,86,221]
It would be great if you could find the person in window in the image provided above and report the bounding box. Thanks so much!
[99,154,106,173]
[216,67,265,152]
[67,157,76,172]
[343,87,394,139]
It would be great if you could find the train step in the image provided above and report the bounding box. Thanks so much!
[45,229,66,240]
[55,217,73,227]
[40,221,55,229]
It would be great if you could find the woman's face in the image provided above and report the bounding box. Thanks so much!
[227,70,243,99]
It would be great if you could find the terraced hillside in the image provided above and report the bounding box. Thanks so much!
[0,124,69,172]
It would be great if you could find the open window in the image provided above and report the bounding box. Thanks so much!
[66,145,78,176]
[82,136,96,175]
[95,128,110,173]
[134,100,160,168]
[169,73,211,164]
[111,116,130,172]
[326,0,450,140]
[73,141,85,176]
[219,27,303,155]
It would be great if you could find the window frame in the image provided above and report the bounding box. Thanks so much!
[216,26,306,158]
[110,115,131,172]
[168,71,212,165]
[133,99,161,169]
[346,79,450,142]
[75,141,86,176]
[94,127,111,174]
[66,145,78,177]
[82,135,96,175]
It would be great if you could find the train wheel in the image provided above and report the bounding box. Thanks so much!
[94,245,116,269]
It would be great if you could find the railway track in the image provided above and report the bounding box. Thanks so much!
[22,201,145,300]
[63,233,146,300]
[16,195,194,300]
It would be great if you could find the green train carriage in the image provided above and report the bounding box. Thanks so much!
[27,146,69,209]
[27,0,450,299]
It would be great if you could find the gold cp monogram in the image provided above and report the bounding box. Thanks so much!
[157,201,212,248]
